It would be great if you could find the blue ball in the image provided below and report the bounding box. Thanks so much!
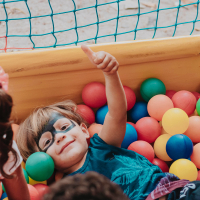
[0,193,7,200]
[166,134,193,160]
[121,123,138,149]
[128,101,149,123]
[95,105,108,124]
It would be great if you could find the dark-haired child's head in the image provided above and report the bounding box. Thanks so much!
[43,171,129,200]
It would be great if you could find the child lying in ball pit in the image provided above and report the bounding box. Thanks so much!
[0,67,30,200]
[15,45,197,200]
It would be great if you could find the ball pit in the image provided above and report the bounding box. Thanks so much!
[123,86,136,111]
[166,134,193,160]
[169,159,198,181]
[121,123,137,149]
[140,78,166,102]
[77,104,95,124]
[172,90,196,116]
[82,82,107,108]
[26,152,55,182]
[152,158,169,173]
[128,140,154,162]
[147,95,174,121]
[162,108,189,135]
[135,117,161,143]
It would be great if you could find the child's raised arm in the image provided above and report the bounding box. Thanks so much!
[81,45,127,147]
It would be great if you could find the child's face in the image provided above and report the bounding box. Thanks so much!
[37,112,90,172]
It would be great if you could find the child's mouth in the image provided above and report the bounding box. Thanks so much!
[59,140,75,154]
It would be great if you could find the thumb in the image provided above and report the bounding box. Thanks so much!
[81,45,96,62]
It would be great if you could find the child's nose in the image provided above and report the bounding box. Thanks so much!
[56,134,66,144]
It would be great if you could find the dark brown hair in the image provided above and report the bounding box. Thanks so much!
[43,171,129,200]
[0,89,17,179]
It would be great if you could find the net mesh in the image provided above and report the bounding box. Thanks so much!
[0,0,200,52]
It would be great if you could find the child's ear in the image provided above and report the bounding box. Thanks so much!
[80,123,90,139]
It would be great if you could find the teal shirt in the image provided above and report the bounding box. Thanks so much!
[65,134,166,200]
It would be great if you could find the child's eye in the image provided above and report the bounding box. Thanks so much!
[61,125,69,130]
[45,139,51,146]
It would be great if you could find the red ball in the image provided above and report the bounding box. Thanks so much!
[152,158,169,172]
[128,140,154,162]
[34,184,49,200]
[135,117,161,143]
[77,104,95,124]
[165,90,176,99]
[27,184,40,200]
[172,90,196,115]
[127,122,136,129]
[192,92,200,102]
[123,86,136,111]
[82,82,107,108]
[197,170,200,181]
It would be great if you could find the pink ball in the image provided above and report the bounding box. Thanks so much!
[147,95,174,121]
[152,158,169,172]
[192,92,200,102]
[172,90,196,116]
[127,122,136,129]
[34,184,49,200]
[191,143,200,169]
[135,117,161,143]
[82,82,107,108]
[166,90,176,99]
[77,104,95,124]
[123,86,136,111]
[128,140,154,162]
[27,184,40,200]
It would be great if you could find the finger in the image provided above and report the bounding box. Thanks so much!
[106,65,119,75]
[81,45,96,62]
[97,55,112,70]
[94,51,106,65]
[103,59,117,72]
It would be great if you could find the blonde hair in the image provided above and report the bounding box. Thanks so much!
[16,100,88,161]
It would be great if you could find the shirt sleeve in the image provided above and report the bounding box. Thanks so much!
[0,140,23,179]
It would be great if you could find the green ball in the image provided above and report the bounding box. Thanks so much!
[26,152,54,182]
[2,168,29,192]
[196,98,200,116]
[140,78,166,102]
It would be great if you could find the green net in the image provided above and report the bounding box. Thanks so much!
[0,0,200,52]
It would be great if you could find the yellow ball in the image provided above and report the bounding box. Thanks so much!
[154,134,172,161]
[3,198,8,200]
[29,177,47,185]
[21,161,26,169]
[162,108,189,135]
[169,159,198,181]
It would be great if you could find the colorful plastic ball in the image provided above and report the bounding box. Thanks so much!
[127,122,136,129]
[26,152,55,182]
[123,86,136,111]
[29,177,47,186]
[95,105,108,124]
[128,140,154,162]
[77,104,95,124]
[184,116,200,143]
[152,158,169,172]
[166,134,193,160]
[88,123,103,137]
[162,108,189,135]
[197,170,200,181]
[169,159,198,181]
[192,91,200,102]
[135,117,161,143]
[128,101,149,123]
[172,90,196,116]
[34,184,49,200]
[191,143,200,169]
[154,134,172,161]
[165,90,176,99]
[27,184,40,200]
[121,123,138,149]
[140,78,166,102]
[147,95,174,121]
[197,98,200,116]
[82,82,107,108]
[0,193,7,200]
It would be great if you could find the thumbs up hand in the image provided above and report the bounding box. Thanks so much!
[81,45,119,75]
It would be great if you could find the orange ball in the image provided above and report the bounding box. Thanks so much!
[11,123,19,140]
[191,143,200,169]
[34,184,49,200]
[184,116,200,143]
[27,184,40,200]
[88,123,103,138]
[147,95,174,121]
[152,158,169,173]
[123,86,136,111]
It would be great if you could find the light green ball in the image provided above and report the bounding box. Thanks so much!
[196,98,200,116]
[26,152,54,182]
